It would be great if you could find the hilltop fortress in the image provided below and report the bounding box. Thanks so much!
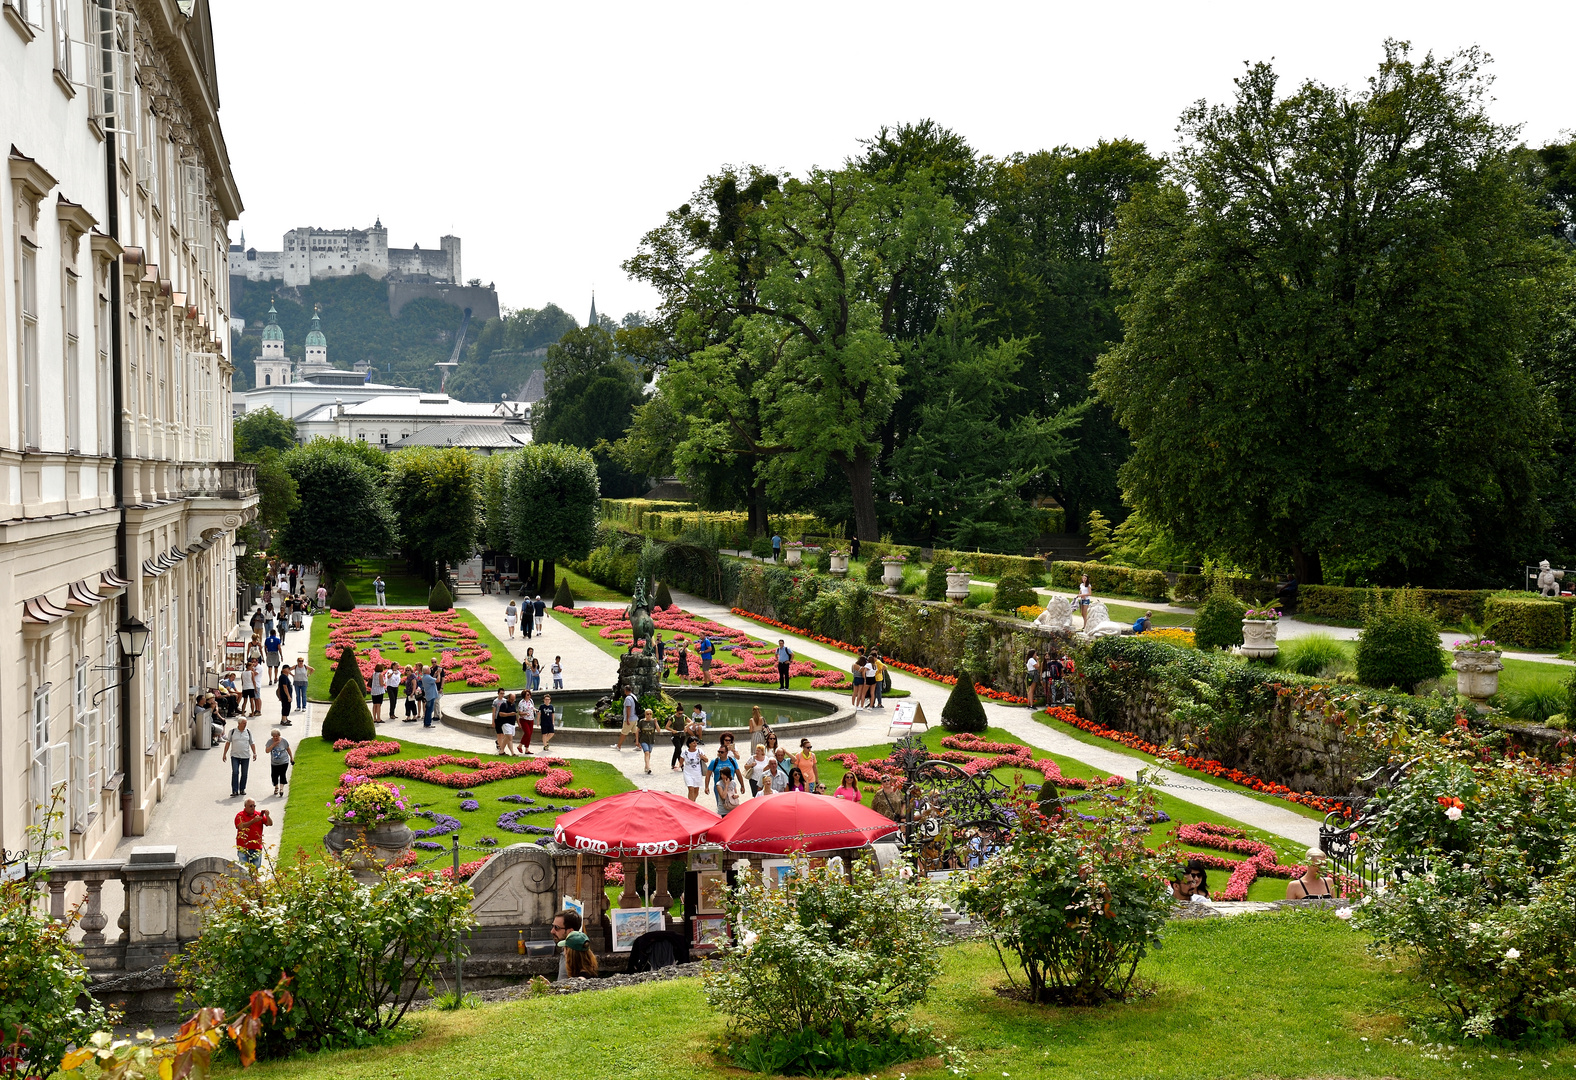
[229,219,461,287]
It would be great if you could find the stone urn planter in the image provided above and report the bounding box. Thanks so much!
[945,571,972,604]
[324,822,414,884]
[1240,618,1279,660]
[828,553,849,576]
[881,559,906,593]
[1452,649,1504,705]
[785,546,803,566]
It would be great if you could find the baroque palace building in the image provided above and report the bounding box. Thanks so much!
[2,0,254,859]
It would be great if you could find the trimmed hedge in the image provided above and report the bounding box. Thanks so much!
[328,580,356,612]
[1354,592,1446,691]
[1173,573,1278,605]
[933,549,1046,581]
[1194,594,1246,651]
[990,575,1039,614]
[553,576,574,609]
[601,499,825,549]
[1300,585,1491,626]
[1048,560,1168,601]
[427,580,454,611]
[1484,597,1566,651]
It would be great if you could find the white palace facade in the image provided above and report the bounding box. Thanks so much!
[2,0,254,859]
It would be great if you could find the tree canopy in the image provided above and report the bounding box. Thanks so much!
[1094,43,1567,586]
[530,326,646,497]
[234,407,296,457]
[273,441,394,574]
[504,442,601,590]
[384,447,481,583]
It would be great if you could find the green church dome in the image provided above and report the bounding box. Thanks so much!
[261,301,283,342]
[304,311,326,348]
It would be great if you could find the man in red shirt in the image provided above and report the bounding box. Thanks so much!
[235,798,272,869]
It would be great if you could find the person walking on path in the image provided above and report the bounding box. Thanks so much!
[872,652,889,708]
[533,594,547,633]
[223,717,256,797]
[680,737,708,801]
[266,729,294,796]
[612,684,639,751]
[263,630,282,683]
[551,656,563,689]
[516,690,537,755]
[666,708,686,771]
[374,575,386,607]
[675,639,690,681]
[539,693,556,752]
[494,692,518,756]
[504,601,519,638]
[420,665,440,727]
[1025,650,1040,707]
[383,663,400,717]
[315,583,328,612]
[696,634,715,686]
[771,533,782,562]
[522,599,534,638]
[637,708,659,775]
[403,665,419,721]
[274,669,293,726]
[775,639,792,689]
[234,798,272,870]
[241,660,262,717]
[370,663,387,723]
[705,748,738,815]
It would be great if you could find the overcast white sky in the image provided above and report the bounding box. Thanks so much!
[213,1,1575,323]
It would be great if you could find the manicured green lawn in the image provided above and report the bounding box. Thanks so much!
[553,567,629,603]
[557,605,856,693]
[276,735,634,864]
[818,725,1311,901]
[218,912,1569,1080]
[333,557,432,607]
[303,606,528,701]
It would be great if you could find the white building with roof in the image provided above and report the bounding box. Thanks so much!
[295,395,530,450]
[241,306,422,421]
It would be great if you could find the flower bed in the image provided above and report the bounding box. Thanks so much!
[1138,627,1196,648]
[1039,707,1354,815]
[561,605,851,688]
[334,739,595,799]
[826,731,1126,793]
[731,608,1032,704]
[323,609,501,688]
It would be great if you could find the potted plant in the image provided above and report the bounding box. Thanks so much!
[323,778,414,883]
[1240,607,1280,659]
[784,539,805,566]
[944,565,972,603]
[880,552,908,592]
[828,548,851,575]
[1451,638,1504,703]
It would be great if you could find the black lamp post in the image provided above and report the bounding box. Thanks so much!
[92,616,152,708]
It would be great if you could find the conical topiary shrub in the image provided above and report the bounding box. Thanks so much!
[941,675,988,733]
[320,678,375,743]
[652,580,673,610]
[329,643,365,699]
[553,576,574,610]
[428,580,453,612]
[329,579,356,612]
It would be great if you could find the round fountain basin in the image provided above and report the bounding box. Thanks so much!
[441,687,856,747]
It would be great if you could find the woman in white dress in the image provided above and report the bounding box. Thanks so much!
[680,736,708,802]
[504,601,519,639]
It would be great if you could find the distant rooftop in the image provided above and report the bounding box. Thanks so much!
[388,425,533,450]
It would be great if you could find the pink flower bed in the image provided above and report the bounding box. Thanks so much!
[324,609,500,688]
[562,605,851,689]
[1172,822,1313,901]
[334,739,595,800]
[825,732,1126,793]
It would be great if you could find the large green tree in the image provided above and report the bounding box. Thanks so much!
[273,441,394,576]
[385,447,481,583]
[1094,44,1567,586]
[234,407,297,457]
[504,442,600,592]
[530,326,646,497]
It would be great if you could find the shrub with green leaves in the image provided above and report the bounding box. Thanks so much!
[1354,726,1576,1040]
[328,579,356,612]
[1,876,110,1076]
[552,576,574,609]
[1354,588,1446,691]
[1193,593,1246,652]
[940,675,988,733]
[170,851,475,1056]
[328,643,365,698]
[1483,596,1566,650]
[1277,632,1347,677]
[320,678,375,744]
[427,580,453,611]
[990,574,1039,614]
[652,579,673,610]
[705,859,942,1045]
[864,558,885,586]
[750,534,773,560]
[956,781,1174,1004]
[924,561,948,601]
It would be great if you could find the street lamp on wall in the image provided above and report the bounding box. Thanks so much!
[92,616,153,708]
[234,539,247,557]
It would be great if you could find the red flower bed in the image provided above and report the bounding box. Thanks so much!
[1040,706,1354,816]
[826,731,1125,792]
[563,605,851,689]
[334,739,595,800]
[731,609,1031,704]
[324,609,500,688]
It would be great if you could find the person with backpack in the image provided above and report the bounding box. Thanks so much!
[696,635,715,686]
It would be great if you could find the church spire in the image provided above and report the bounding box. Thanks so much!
[588,292,598,329]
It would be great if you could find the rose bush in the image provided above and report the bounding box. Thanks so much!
[1351,724,1576,1040]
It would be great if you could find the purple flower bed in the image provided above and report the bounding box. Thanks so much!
[459,799,480,812]
[408,808,461,839]
[497,809,558,835]
[498,794,536,804]
[476,836,498,847]
[413,841,445,852]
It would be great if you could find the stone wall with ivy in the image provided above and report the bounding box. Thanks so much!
[734,564,1070,692]
[1074,636,1465,797]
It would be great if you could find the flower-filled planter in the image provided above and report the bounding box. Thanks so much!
[945,568,971,604]
[880,555,907,592]
[324,779,414,883]
[785,544,803,566]
[828,550,850,575]
[1239,609,1279,660]
[1451,640,1503,703]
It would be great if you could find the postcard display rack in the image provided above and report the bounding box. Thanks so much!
[684,848,734,952]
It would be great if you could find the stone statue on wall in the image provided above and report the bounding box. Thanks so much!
[1535,560,1565,598]
[1034,596,1075,631]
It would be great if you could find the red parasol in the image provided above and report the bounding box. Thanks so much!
[706,791,903,854]
[552,790,721,858]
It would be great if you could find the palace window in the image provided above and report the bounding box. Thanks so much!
[20,240,41,449]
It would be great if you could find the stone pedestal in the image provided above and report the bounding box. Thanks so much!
[617,652,664,699]
[1453,650,1503,704]
[945,572,972,603]
[122,846,182,971]
[1240,619,1279,660]
[829,554,849,576]
[785,547,803,566]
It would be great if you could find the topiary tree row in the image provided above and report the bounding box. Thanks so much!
[320,679,375,744]
[940,675,987,733]
[329,643,364,699]
[329,579,356,612]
